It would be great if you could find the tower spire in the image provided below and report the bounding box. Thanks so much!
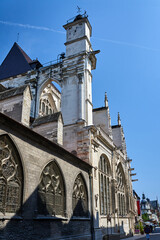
[118,112,121,126]
[104,92,108,107]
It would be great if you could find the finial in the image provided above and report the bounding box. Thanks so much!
[118,112,121,126]
[105,92,108,107]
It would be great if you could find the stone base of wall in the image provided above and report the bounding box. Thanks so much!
[103,234,120,240]
[0,219,91,240]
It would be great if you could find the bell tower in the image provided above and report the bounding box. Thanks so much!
[61,13,99,126]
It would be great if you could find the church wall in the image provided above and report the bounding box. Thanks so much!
[63,124,79,154]
[63,123,93,165]
[0,95,23,123]
[21,86,32,126]
[33,118,63,145]
[33,122,58,143]
[112,127,122,149]
[1,75,29,88]
[66,40,89,57]
[61,76,79,125]
[57,116,63,145]
[63,123,134,236]
[0,117,92,240]
[90,135,134,238]
[93,109,110,135]
[91,140,113,238]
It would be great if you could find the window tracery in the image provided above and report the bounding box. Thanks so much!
[39,98,53,116]
[0,135,22,214]
[72,174,88,217]
[99,155,111,215]
[116,164,126,216]
[111,180,115,213]
[38,161,65,216]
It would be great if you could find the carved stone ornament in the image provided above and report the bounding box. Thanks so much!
[38,161,65,216]
[77,73,83,84]
[0,135,22,214]
[116,164,125,193]
[72,174,88,217]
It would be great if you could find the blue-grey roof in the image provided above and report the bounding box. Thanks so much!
[0,42,42,80]
[0,85,30,101]
[32,112,62,127]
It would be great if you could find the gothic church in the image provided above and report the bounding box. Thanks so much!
[0,13,136,240]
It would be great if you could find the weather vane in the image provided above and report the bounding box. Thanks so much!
[77,6,81,14]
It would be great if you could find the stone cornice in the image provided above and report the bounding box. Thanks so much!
[64,35,92,49]
[63,17,92,36]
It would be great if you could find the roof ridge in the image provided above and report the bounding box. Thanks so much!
[36,111,61,119]
[14,42,33,64]
[32,112,62,127]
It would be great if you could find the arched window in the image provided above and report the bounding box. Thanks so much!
[46,106,48,115]
[111,180,115,213]
[122,195,125,216]
[99,155,111,215]
[38,161,65,216]
[40,98,53,116]
[50,108,52,115]
[118,193,120,215]
[116,164,126,217]
[39,86,58,117]
[72,174,88,217]
[42,102,45,113]
[0,135,23,215]
[126,191,129,214]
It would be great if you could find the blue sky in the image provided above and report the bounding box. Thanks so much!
[0,0,160,201]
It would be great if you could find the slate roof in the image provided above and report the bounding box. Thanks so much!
[112,125,120,129]
[0,85,29,101]
[32,112,62,127]
[0,42,42,80]
[93,107,107,112]
[0,84,7,92]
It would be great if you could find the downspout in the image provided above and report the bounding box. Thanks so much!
[89,169,95,240]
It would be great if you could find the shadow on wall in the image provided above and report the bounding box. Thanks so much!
[0,189,133,240]
[0,186,92,240]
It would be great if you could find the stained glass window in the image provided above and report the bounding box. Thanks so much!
[0,135,23,215]
[116,164,126,216]
[72,174,88,217]
[38,161,65,216]
[99,155,111,215]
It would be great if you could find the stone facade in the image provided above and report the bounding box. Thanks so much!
[0,113,92,240]
[0,12,136,239]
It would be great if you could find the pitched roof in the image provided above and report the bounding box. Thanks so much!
[0,42,42,80]
[0,85,29,101]
[0,84,7,92]
[32,112,62,127]
[93,107,108,112]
